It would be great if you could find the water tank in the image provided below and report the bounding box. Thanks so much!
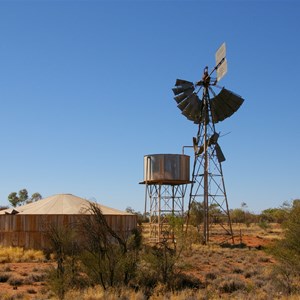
[143,154,190,184]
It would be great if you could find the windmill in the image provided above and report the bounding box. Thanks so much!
[172,43,244,244]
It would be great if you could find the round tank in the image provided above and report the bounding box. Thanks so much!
[144,154,190,184]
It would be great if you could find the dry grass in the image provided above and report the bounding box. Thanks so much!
[65,286,144,300]
[61,241,298,300]
[0,223,299,299]
[0,246,45,263]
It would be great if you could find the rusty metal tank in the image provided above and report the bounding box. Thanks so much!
[143,154,190,184]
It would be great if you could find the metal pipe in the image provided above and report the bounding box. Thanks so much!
[182,145,193,155]
[203,87,209,244]
[144,156,151,216]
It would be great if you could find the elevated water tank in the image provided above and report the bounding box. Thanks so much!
[143,154,190,184]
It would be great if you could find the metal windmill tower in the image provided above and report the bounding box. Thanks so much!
[172,43,244,244]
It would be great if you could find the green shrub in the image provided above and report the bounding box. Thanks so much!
[258,221,270,231]
[268,201,300,294]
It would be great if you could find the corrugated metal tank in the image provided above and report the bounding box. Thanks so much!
[0,214,137,249]
[144,154,190,183]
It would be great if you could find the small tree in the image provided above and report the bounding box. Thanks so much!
[18,189,28,204]
[230,208,245,224]
[189,201,204,227]
[8,192,20,207]
[126,206,147,225]
[27,192,42,204]
[79,202,141,289]
[45,224,81,300]
[148,242,177,287]
[269,200,300,294]
[7,189,42,207]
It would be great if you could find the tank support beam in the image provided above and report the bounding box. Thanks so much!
[145,183,187,243]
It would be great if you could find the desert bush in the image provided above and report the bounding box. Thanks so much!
[0,272,10,282]
[44,202,143,297]
[7,275,24,287]
[78,203,142,290]
[172,273,203,290]
[244,268,258,279]
[253,278,265,288]
[45,224,82,299]
[268,201,300,294]
[21,248,44,262]
[134,260,158,294]
[46,256,89,299]
[217,276,246,293]
[3,265,12,272]
[270,263,299,295]
[258,256,271,263]
[140,242,177,289]
[0,292,26,300]
[23,272,47,285]
[232,267,243,274]
[0,247,20,263]
[26,288,37,294]
[258,220,270,231]
[205,272,217,281]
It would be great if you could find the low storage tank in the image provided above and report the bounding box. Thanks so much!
[143,154,190,184]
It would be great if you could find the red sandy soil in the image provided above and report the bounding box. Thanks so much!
[238,235,270,247]
[211,232,276,248]
[0,233,276,299]
[0,262,52,299]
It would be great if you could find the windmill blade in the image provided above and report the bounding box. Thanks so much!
[172,78,212,124]
[208,132,219,146]
[172,82,204,123]
[215,143,226,162]
[172,79,195,96]
[175,79,194,86]
[174,89,193,103]
[177,95,192,111]
[193,137,199,154]
[210,88,244,123]
[181,93,201,120]
[196,133,220,156]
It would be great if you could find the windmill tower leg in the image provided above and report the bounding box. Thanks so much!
[187,87,234,244]
[190,154,235,244]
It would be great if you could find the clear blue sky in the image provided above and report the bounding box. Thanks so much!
[0,0,299,213]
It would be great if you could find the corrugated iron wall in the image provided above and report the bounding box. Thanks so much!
[0,214,137,249]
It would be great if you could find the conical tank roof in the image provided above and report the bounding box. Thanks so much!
[0,194,132,215]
